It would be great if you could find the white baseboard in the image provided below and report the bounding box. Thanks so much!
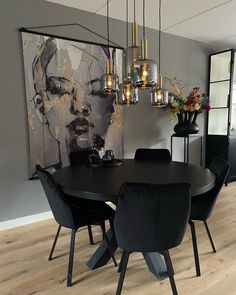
[0,211,53,231]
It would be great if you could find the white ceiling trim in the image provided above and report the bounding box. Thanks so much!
[163,0,235,31]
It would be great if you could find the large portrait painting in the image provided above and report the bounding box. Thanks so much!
[21,32,124,175]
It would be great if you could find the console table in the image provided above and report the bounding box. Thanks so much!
[171,134,203,165]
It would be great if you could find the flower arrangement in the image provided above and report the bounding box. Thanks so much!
[166,77,210,120]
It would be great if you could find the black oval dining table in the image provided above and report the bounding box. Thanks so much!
[53,159,215,279]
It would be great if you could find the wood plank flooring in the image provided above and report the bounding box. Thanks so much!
[0,182,236,295]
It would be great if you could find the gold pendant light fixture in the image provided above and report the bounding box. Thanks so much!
[101,0,119,93]
[151,0,168,107]
[118,0,138,105]
[125,0,141,77]
[132,0,157,89]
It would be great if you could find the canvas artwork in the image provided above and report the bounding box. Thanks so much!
[21,32,124,175]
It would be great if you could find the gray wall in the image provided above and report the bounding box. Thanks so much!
[0,0,213,222]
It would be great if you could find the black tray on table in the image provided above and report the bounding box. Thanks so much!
[89,159,122,168]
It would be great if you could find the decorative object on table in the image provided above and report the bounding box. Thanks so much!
[151,0,168,107]
[102,150,114,162]
[167,78,210,135]
[100,0,119,93]
[88,152,101,166]
[89,159,122,168]
[21,31,123,176]
[132,0,157,88]
[118,0,139,105]
[86,148,123,167]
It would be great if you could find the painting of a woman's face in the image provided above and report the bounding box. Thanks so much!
[22,33,123,173]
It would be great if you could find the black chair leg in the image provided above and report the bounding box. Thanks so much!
[87,225,94,245]
[118,250,126,273]
[67,229,76,287]
[163,251,178,295]
[100,221,105,233]
[164,250,175,276]
[100,224,118,267]
[116,251,129,295]
[203,221,216,253]
[189,220,201,277]
[109,218,115,235]
[48,224,61,261]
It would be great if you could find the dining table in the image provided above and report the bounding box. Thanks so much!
[52,159,215,280]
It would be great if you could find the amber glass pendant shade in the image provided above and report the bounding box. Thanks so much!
[118,77,138,105]
[101,59,119,93]
[151,74,168,107]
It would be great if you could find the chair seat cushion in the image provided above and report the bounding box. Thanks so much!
[190,193,214,221]
[65,194,115,227]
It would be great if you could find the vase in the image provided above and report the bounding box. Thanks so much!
[174,111,199,135]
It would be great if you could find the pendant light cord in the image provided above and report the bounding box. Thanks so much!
[143,0,146,38]
[159,0,162,73]
[126,0,129,49]
[134,0,136,22]
[124,0,129,77]
[107,0,110,58]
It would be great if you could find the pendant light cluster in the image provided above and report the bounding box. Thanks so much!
[102,0,168,108]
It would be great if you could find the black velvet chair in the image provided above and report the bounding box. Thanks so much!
[114,182,191,295]
[189,157,229,277]
[36,164,117,287]
[134,148,171,161]
[69,149,100,245]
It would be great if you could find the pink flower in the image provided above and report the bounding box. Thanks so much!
[194,103,201,111]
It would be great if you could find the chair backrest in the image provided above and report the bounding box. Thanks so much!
[134,148,171,161]
[210,157,229,194]
[36,165,76,229]
[202,157,229,218]
[114,182,191,253]
[69,149,100,166]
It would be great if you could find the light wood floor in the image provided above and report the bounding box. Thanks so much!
[1,183,236,295]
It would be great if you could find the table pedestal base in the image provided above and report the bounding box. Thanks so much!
[143,252,168,280]
[87,229,117,269]
[87,229,168,280]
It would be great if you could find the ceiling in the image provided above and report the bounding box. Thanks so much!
[46,0,236,48]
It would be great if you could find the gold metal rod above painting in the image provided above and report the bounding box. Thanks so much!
[20,23,123,49]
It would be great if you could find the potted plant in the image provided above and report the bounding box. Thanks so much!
[166,78,210,134]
